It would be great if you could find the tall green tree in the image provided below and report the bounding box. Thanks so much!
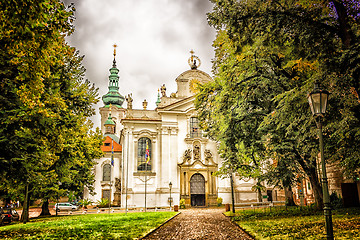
[0,0,103,221]
[196,0,360,208]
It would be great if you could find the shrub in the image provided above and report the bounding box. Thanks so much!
[180,199,186,209]
[234,205,322,221]
[96,198,109,208]
[217,197,223,207]
[79,199,93,209]
[330,191,343,209]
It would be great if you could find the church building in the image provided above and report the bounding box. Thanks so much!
[84,48,261,208]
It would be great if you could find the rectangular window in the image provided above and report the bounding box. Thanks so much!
[190,117,201,138]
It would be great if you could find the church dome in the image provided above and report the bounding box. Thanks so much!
[174,50,212,98]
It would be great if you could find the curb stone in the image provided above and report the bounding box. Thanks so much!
[223,212,255,240]
[138,212,181,239]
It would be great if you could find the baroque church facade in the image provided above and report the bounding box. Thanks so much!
[84,49,261,208]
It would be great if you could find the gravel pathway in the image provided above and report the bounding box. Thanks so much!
[142,208,254,240]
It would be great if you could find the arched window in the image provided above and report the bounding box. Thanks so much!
[190,117,201,138]
[103,164,111,181]
[137,137,151,171]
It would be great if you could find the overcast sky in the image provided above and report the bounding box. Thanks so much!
[63,0,216,129]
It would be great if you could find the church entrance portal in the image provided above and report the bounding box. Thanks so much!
[190,173,205,206]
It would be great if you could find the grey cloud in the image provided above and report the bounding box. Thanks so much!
[62,0,216,128]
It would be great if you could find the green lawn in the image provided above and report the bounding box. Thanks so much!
[230,207,360,239]
[0,211,177,240]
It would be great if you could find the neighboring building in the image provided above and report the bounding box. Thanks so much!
[324,160,360,208]
[84,49,266,208]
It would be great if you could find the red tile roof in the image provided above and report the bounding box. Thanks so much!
[101,136,122,152]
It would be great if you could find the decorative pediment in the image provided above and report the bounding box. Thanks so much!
[178,148,217,168]
[193,161,205,169]
[179,159,217,169]
[132,129,158,141]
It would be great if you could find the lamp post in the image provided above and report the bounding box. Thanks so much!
[307,81,333,240]
[229,169,235,214]
[169,182,173,211]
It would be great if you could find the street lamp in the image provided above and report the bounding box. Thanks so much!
[169,182,173,211]
[229,169,235,214]
[308,81,333,240]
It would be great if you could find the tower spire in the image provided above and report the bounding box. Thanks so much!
[156,89,161,107]
[102,44,125,108]
[113,43,117,67]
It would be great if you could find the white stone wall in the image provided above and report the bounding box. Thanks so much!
[85,152,121,204]
[89,67,260,209]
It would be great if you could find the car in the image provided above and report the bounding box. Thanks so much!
[1,208,12,225]
[1,208,19,225]
[54,203,78,212]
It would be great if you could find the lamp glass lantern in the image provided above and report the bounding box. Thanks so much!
[307,82,329,117]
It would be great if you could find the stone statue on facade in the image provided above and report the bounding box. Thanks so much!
[115,177,121,192]
[184,149,192,162]
[125,93,133,110]
[193,144,200,160]
[204,149,212,162]
[160,84,166,97]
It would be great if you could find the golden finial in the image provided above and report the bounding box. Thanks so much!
[188,49,201,69]
[142,99,148,110]
[109,103,112,113]
[113,44,117,57]
[190,49,194,62]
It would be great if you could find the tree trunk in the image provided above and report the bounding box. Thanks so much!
[40,199,51,216]
[257,188,262,202]
[308,169,323,209]
[21,183,30,223]
[333,0,354,47]
[284,185,297,206]
[294,150,323,209]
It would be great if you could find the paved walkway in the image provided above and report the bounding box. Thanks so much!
[142,208,254,240]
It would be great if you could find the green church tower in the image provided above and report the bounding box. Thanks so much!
[102,44,125,108]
